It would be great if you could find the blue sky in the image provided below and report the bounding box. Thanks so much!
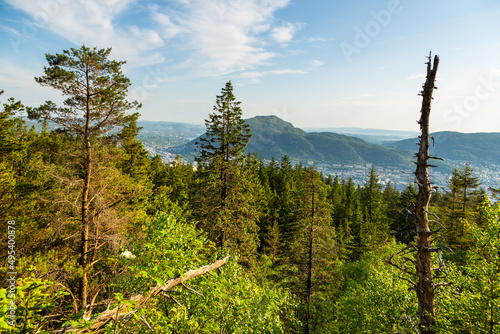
[1,0,500,132]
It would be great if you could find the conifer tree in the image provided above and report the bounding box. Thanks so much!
[343,178,364,259]
[285,168,336,333]
[441,163,483,249]
[27,45,141,311]
[360,167,387,249]
[194,81,258,265]
[196,80,251,167]
[391,184,418,244]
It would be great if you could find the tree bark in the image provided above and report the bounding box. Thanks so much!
[79,65,92,310]
[415,53,439,334]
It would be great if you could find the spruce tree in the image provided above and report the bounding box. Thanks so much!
[194,81,258,265]
[441,163,483,249]
[196,80,251,167]
[285,168,336,333]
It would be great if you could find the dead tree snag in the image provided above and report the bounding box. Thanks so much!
[414,52,439,334]
[387,53,448,334]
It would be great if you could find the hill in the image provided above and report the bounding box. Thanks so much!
[385,131,500,166]
[168,115,411,167]
[302,127,419,144]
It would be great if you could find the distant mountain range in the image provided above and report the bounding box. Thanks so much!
[149,116,500,170]
[28,116,500,171]
[302,127,419,144]
[167,116,411,167]
[385,131,500,166]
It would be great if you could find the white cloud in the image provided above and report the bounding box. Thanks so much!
[5,0,164,68]
[5,0,299,77]
[271,22,296,43]
[309,59,324,69]
[152,0,295,76]
[490,68,500,77]
[305,37,328,43]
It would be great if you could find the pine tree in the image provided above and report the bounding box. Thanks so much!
[27,45,141,311]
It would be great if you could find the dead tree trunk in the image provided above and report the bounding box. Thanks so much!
[415,53,439,334]
[386,53,447,334]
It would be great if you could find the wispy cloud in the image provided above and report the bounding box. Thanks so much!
[5,0,164,67]
[308,59,324,69]
[0,59,62,104]
[406,73,426,80]
[490,68,500,77]
[5,0,304,77]
[239,68,307,79]
[271,22,298,44]
[152,0,298,76]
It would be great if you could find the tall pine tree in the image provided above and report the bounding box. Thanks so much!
[27,45,142,312]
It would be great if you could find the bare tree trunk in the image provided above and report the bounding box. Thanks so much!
[415,53,439,334]
[79,141,91,310]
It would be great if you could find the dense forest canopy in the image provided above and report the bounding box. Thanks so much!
[1,46,500,333]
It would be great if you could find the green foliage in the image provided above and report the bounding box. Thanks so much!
[116,210,209,294]
[196,80,251,166]
[28,45,141,134]
[440,163,483,250]
[109,211,299,333]
[0,271,68,333]
[436,199,500,333]
[323,242,417,333]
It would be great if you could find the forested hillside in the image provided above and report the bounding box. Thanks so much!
[170,115,411,167]
[2,47,500,334]
[387,131,500,165]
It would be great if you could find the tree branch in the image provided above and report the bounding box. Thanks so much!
[62,256,229,333]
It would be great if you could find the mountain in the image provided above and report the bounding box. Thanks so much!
[169,115,411,167]
[302,127,419,144]
[385,131,500,166]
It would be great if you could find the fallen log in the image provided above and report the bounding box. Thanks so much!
[61,256,230,333]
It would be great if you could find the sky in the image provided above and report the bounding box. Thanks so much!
[1,0,500,133]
